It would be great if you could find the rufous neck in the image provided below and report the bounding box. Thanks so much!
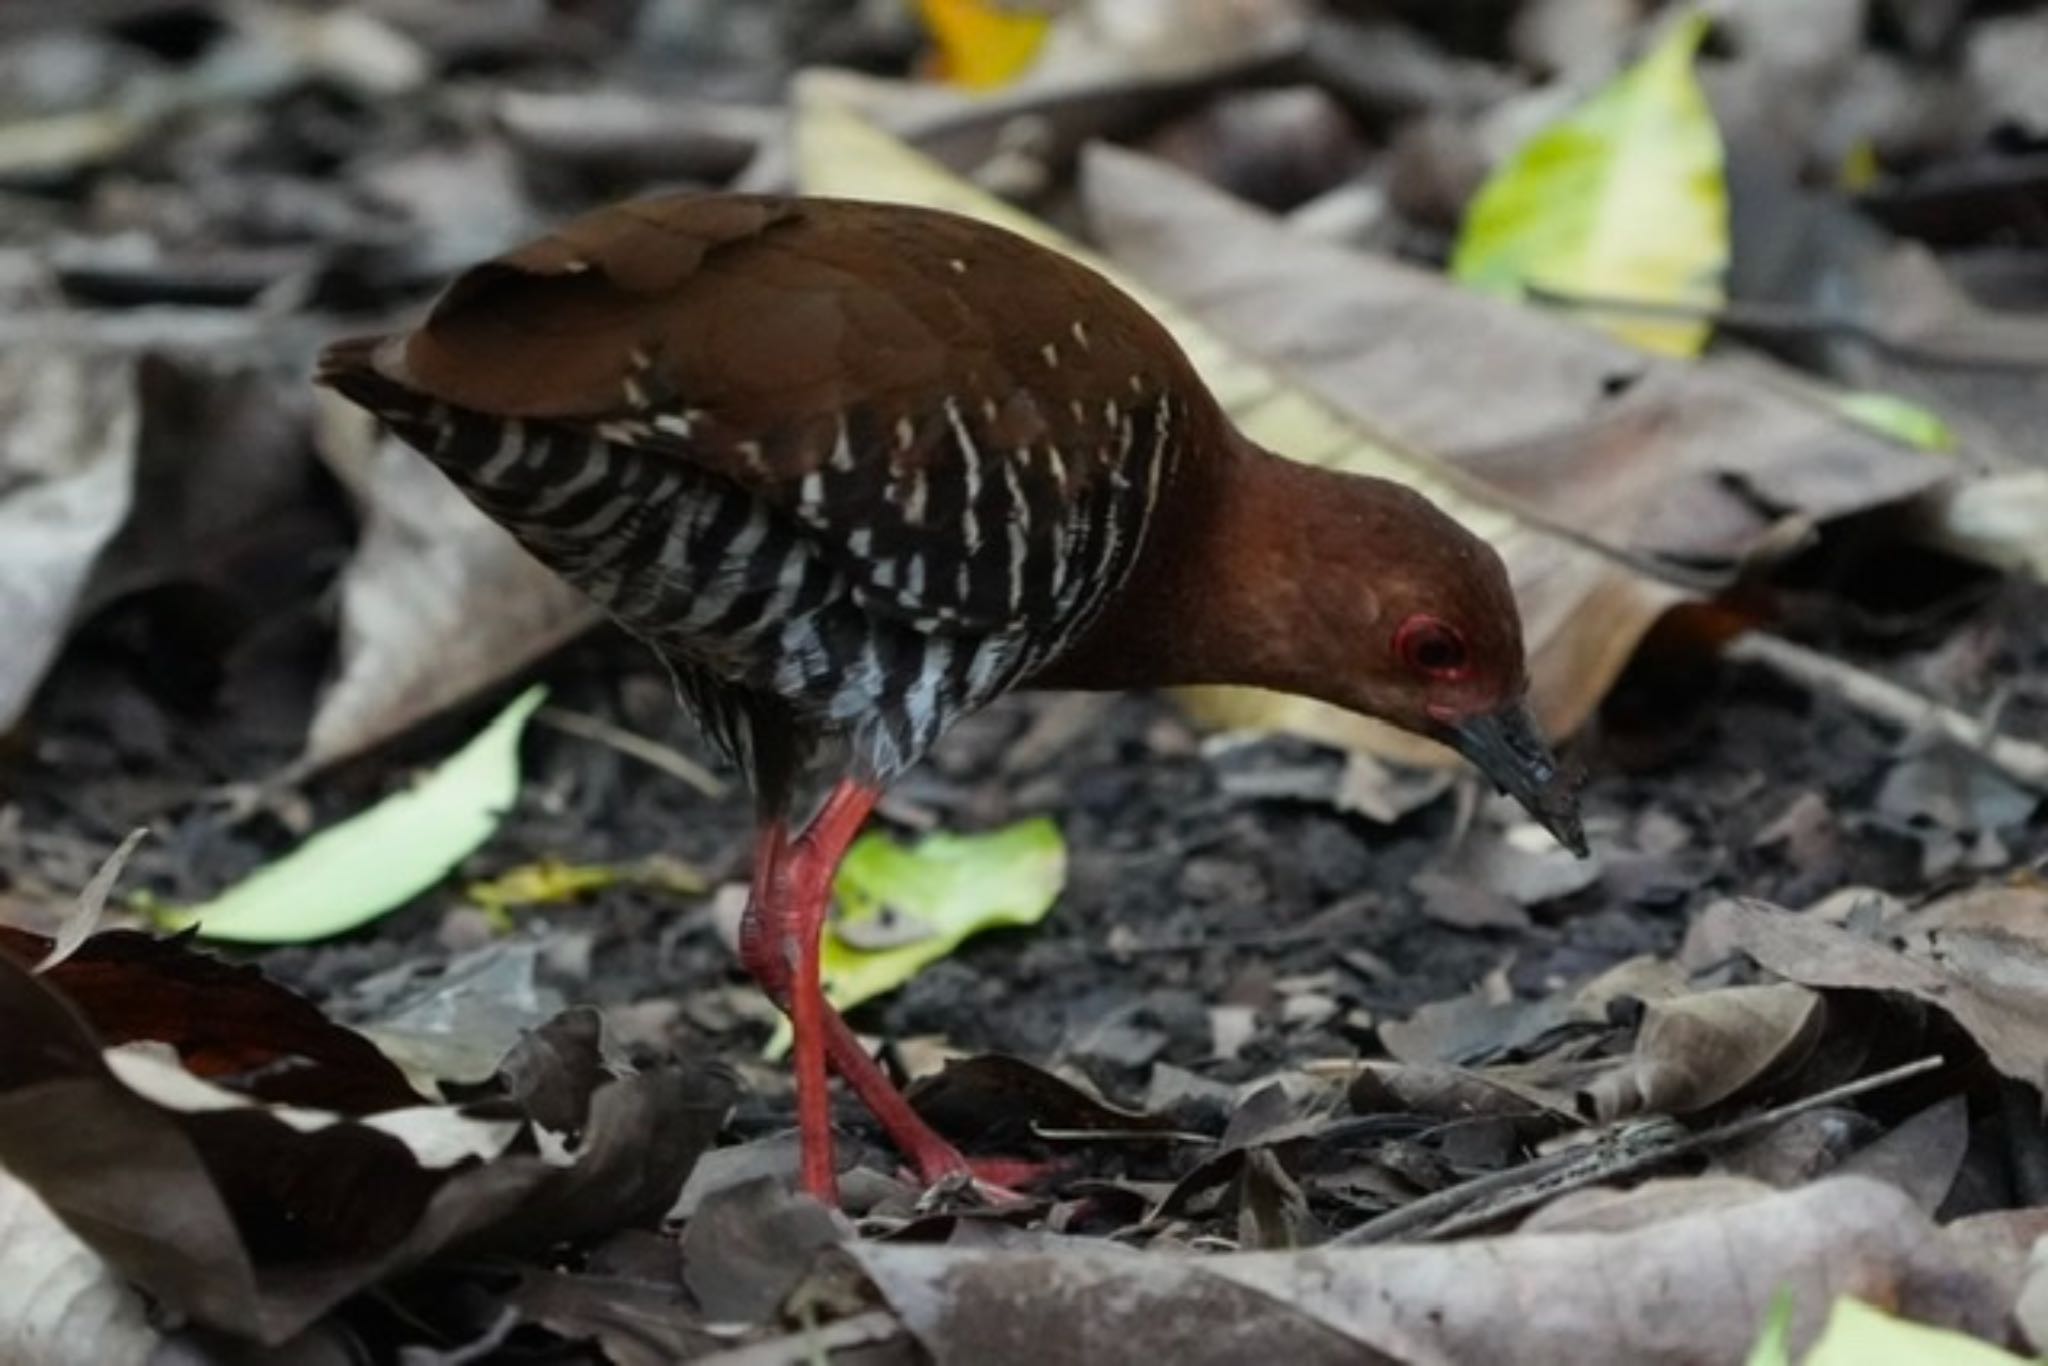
[1032,427,1389,699]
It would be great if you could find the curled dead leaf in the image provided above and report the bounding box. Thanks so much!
[1707,889,2048,1092]
[1580,983,1826,1122]
[0,1168,160,1366]
[0,952,731,1346]
[304,404,597,770]
[850,1177,2014,1365]
[0,927,423,1114]
[0,348,137,731]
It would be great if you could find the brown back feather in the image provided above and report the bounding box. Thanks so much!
[338,192,1212,634]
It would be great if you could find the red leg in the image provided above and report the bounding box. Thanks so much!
[783,784,959,1183]
[745,781,1048,1200]
[738,818,838,1201]
[784,783,1046,1192]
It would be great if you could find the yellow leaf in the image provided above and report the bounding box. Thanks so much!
[794,98,1679,763]
[467,859,619,912]
[766,819,1065,1058]
[465,855,706,914]
[1838,139,1883,194]
[1452,11,1729,357]
[919,0,1053,89]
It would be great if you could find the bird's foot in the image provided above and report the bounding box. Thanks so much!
[901,1143,1059,1209]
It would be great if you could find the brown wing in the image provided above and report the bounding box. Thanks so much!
[377,192,1192,634]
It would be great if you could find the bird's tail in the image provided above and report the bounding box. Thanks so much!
[314,333,420,420]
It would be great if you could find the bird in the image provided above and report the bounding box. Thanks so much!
[317,191,1587,1206]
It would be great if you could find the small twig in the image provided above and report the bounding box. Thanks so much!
[1335,1055,1944,1246]
[535,706,728,799]
[1727,632,2048,791]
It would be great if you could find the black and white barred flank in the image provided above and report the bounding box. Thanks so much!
[336,364,1181,789]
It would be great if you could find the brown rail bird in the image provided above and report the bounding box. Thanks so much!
[318,192,1586,1205]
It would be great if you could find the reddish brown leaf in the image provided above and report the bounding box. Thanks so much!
[0,927,422,1114]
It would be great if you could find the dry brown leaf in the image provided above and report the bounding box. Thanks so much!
[0,1167,160,1366]
[79,356,327,616]
[1918,470,2048,585]
[1441,810,1606,906]
[1940,1208,2048,1352]
[33,829,145,973]
[2017,1234,2048,1355]
[1580,983,1825,1121]
[1345,1059,1583,1126]
[851,1177,2014,1365]
[679,1178,844,1325]
[1084,144,1948,572]
[1837,1095,1970,1216]
[1074,144,1975,755]
[0,926,423,1114]
[1518,1174,1780,1235]
[0,348,137,730]
[0,952,731,1346]
[1376,987,1580,1068]
[1711,1107,1873,1190]
[907,1054,1175,1145]
[1707,889,2048,1090]
[509,1264,721,1365]
[303,399,598,769]
[1379,955,1682,1067]
[1031,0,1308,86]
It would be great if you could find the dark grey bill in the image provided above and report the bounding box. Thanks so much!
[1442,700,1588,857]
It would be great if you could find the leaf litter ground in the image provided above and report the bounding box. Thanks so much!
[5,567,2048,1361]
[6,0,2048,1360]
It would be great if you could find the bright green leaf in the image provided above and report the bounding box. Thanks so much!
[1452,9,1728,357]
[1802,1297,2025,1366]
[1835,391,1957,452]
[767,818,1065,1058]
[161,688,545,944]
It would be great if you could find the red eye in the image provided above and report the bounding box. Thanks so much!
[1395,615,1471,680]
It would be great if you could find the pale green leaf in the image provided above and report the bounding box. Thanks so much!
[1452,10,1728,357]
[161,687,545,944]
[1744,1289,1795,1366]
[1802,1297,2025,1366]
[1835,391,1957,453]
[766,818,1065,1057]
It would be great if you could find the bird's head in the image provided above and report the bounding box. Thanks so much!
[1336,482,1587,857]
